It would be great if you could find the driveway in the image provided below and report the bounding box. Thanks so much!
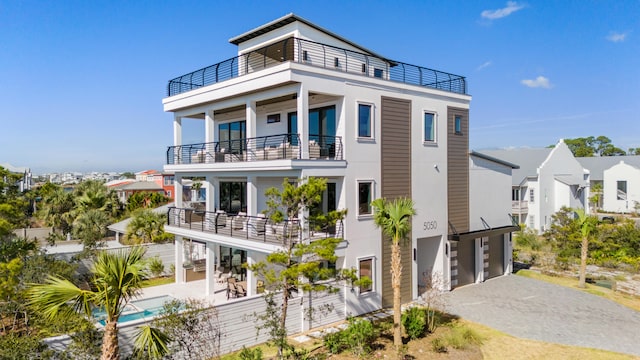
[443,275,640,356]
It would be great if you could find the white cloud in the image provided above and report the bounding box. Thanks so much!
[477,61,492,70]
[606,31,628,43]
[521,76,552,89]
[481,1,525,20]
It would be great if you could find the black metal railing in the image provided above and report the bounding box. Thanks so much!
[166,207,344,245]
[167,37,467,96]
[166,133,343,164]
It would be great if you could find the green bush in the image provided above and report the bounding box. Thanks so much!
[238,346,263,360]
[148,256,165,277]
[324,318,378,357]
[401,307,427,340]
[515,228,542,250]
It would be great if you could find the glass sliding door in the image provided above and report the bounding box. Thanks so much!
[309,106,336,158]
[219,181,247,213]
[219,121,246,154]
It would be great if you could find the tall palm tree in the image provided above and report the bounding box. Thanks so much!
[371,197,416,351]
[28,247,159,360]
[575,208,597,288]
[74,208,110,250]
[39,187,75,236]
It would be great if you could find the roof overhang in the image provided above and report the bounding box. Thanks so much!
[448,225,520,242]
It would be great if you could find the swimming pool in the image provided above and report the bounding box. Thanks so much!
[94,295,177,325]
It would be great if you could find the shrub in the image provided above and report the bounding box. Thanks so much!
[324,318,378,357]
[401,307,426,340]
[431,337,447,353]
[148,256,165,278]
[444,325,484,350]
[238,346,263,360]
[323,331,346,354]
[515,228,542,250]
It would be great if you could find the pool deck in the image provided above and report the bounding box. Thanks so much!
[139,279,243,305]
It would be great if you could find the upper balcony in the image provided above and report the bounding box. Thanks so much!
[166,133,343,165]
[166,37,467,98]
[512,200,528,213]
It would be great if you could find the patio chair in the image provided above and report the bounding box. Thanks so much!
[226,277,237,300]
[235,283,247,297]
[215,210,227,228]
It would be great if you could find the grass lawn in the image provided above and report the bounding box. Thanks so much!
[516,269,640,312]
[140,276,174,288]
[219,317,636,359]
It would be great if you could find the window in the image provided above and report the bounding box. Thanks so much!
[358,181,373,215]
[617,181,627,200]
[218,120,246,154]
[287,112,298,145]
[334,57,340,68]
[164,176,174,186]
[454,115,462,134]
[529,189,534,203]
[267,113,280,124]
[358,103,372,138]
[359,258,373,293]
[219,182,247,213]
[361,64,366,73]
[166,190,172,198]
[423,112,435,142]
[373,68,383,78]
[528,215,535,229]
[303,50,309,62]
[512,188,520,201]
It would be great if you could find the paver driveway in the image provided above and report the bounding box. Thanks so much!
[443,275,640,356]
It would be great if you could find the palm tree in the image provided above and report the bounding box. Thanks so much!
[575,208,597,288]
[371,197,416,351]
[39,187,75,236]
[74,208,110,250]
[28,247,164,360]
[125,209,168,244]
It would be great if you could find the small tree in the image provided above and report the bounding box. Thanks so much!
[247,177,342,359]
[371,197,416,351]
[575,208,597,288]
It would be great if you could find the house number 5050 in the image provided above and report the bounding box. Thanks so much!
[423,221,437,230]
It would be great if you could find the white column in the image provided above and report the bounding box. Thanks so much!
[206,242,216,296]
[173,115,182,146]
[246,251,254,297]
[175,236,185,283]
[297,84,309,158]
[246,100,257,138]
[174,175,183,208]
[205,175,216,213]
[205,110,215,162]
[247,176,257,216]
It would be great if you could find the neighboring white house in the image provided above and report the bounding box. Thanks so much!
[160,13,517,346]
[577,156,640,213]
[480,139,590,232]
[1,163,32,192]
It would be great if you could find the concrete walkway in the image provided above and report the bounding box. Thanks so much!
[443,275,640,357]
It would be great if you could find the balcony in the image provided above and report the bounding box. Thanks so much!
[167,207,344,247]
[512,201,528,213]
[166,133,343,165]
[167,37,467,97]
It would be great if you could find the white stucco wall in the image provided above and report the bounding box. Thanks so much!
[603,161,640,213]
[469,155,513,231]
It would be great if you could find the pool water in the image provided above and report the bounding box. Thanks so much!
[94,295,176,325]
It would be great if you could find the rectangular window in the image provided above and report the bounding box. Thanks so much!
[423,112,435,142]
[358,181,373,215]
[512,188,520,201]
[454,115,462,134]
[334,57,340,68]
[166,190,172,198]
[267,114,280,124]
[287,112,298,146]
[361,64,366,73]
[164,176,174,186]
[359,258,373,293]
[373,68,383,78]
[529,189,534,203]
[303,50,309,61]
[358,103,372,138]
[528,215,535,229]
[617,181,627,200]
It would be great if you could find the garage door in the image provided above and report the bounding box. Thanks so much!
[488,235,505,278]
[455,240,475,287]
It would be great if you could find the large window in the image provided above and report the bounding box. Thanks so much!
[287,112,298,145]
[219,182,247,213]
[359,258,373,293]
[424,112,435,142]
[358,103,372,138]
[358,181,373,216]
[617,181,627,200]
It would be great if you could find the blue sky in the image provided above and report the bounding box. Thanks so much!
[1,1,638,173]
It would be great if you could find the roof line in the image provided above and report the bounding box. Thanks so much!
[470,150,520,169]
[228,13,390,62]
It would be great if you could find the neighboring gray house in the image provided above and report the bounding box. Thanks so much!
[480,139,590,232]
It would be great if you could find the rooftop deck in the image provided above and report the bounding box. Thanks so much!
[167,37,467,97]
